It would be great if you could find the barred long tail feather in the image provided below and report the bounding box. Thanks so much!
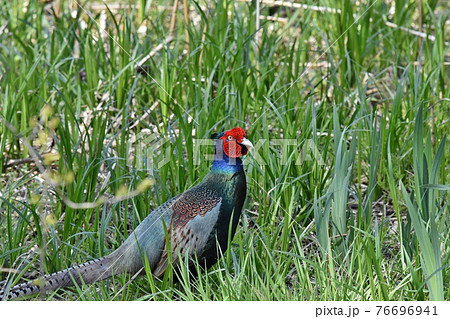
[0,256,116,300]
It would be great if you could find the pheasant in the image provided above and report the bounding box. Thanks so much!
[0,127,252,300]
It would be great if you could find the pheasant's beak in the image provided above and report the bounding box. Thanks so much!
[240,137,253,149]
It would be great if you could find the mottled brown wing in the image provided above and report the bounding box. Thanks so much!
[153,185,222,277]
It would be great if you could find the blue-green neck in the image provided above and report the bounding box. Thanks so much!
[211,153,243,174]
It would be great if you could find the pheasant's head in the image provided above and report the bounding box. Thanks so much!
[213,127,253,158]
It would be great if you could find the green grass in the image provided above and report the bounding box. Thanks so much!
[0,0,449,300]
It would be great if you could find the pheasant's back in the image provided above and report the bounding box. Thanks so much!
[112,195,179,273]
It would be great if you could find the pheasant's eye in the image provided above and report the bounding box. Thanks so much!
[227,135,233,141]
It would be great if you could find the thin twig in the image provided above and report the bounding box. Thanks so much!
[0,268,20,274]
[384,21,449,46]
[5,158,36,169]
[135,36,174,72]
[255,0,448,46]
[198,0,212,67]
[182,0,190,52]
[169,0,180,37]
[243,0,340,14]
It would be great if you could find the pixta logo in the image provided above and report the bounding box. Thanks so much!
[132,132,324,172]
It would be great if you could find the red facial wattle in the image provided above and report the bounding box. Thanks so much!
[220,127,251,158]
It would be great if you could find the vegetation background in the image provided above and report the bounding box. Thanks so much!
[0,0,448,300]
